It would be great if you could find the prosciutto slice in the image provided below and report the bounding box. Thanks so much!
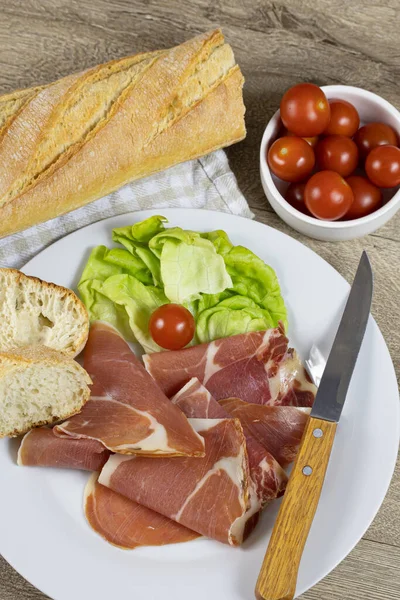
[99,418,254,546]
[220,398,311,468]
[171,378,287,504]
[55,322,204,457]
[272,348,317,407]
[84,474,199,550]
[17,428,110,471]
[144,327,316,406]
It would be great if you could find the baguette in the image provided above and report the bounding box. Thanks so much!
[0,29,245,238]
[0,345,91,438]
[0,268,89,356]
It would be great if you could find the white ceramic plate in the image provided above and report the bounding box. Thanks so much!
[0,209,398,600]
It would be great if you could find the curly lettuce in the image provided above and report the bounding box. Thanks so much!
[78,216,287,351]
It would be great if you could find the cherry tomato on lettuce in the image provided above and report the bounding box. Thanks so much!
[354,122,398,159]
[365,145,400,188]
[267,136,315,182]
[324,99,360,137]
[149,303,195,350]
[344,175,382,219]
[280,83,330,137]
[315,135,359,177]
[305,171,354,220]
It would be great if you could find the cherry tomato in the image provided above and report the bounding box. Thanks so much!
[267,136,315,182]
[344,175,382,219]
[315,135,359,177]
[280,127,319,148]
[304,171,354,220]
[284,183,311,215]
[354,122,398,159]
[280,83,330,137]
[365,145,400,188]
[149,304,195,350]
[324,99,360,137]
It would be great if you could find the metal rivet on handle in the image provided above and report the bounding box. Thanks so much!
[313,428,323,438]
[302,466,313,476]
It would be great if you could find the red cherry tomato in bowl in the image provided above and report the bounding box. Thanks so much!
[315,135,359,177]
[305,171,354,220]
[354,122,398,159]
[280,83,331,137]
[365,145,400,188]
[344,175,382,219]
[149,304,195,350]
[324,99,360,137]
[267,136,315,182]
[284,182,311,215]
[279,126,319,148]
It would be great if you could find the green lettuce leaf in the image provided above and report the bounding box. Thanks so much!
[94,274,169,353]
[112,216,166,285]
[200,231,288,331]
[112,215,167,248]
[159,237,232,304]
[201,230,233,256]
[78,246,135,341]
[224,246,288,330]
[196,295,275,343]
[79,280,135,342]
[77,217,287,351]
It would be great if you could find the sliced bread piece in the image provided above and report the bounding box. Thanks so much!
[0,345,92,438]
[0,268,89,357]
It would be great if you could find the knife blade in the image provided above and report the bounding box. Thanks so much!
[255,251,373,600]
[311,251,373,422]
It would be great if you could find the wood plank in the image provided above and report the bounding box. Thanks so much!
[0,1,399,599]
[0,555,47,600]
[300,538,400,600]
[365,455,400,547]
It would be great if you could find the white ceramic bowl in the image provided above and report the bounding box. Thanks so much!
[260,85,400,241]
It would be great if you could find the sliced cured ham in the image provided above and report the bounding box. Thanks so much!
[172,378,287,504]
[99,418,253,546]
[144,327,287,400]
[220,398,311,468]
[270,349,317,407]
[17,427,110,471]
[84,474,199,550]
[144,326,316,406]
[55,322,204,457]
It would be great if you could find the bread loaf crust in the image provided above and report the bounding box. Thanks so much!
[0,30,245,238]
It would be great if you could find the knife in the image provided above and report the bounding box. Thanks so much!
[255,251,373,600]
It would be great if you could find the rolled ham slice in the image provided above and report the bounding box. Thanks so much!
[272,348,317,407]
[17,427,110,471]
[171,378,287,505]
[55,322,204,457]
[99,418,254,546]
[220,398,311,468]
[144,326,316,406]
[84,474,199,550]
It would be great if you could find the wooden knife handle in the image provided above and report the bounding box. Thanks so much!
[255,416,337,600]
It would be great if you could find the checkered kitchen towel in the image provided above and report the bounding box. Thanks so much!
[0,150,253,270]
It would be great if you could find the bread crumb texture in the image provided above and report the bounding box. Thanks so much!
[0,345,91,438]
[0,269,89,356]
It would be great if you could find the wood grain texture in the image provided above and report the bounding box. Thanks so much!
[0,1,398,599]
[256,418,337,600]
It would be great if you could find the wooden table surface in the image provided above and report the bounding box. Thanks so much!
[0,1,399,598]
